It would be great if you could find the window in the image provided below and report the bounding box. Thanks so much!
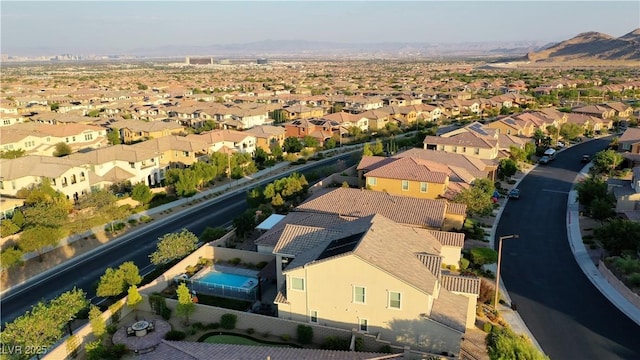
[389,291,401,309]
[310,310,318,323]
[401,180,409,191]
[354,286,366,303]
[420,182,428,193]
[183,151,189,157]
[452,146,457,152]
[291,277,305,291]
[129,162,135,169]
[462,147,466,153]
[359,318,368,332]
[84,133,93,141]
[474,148,480,155]
[3,119,10,125]
[368,177,377,186]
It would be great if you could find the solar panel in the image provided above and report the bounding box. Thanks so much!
[504,118,516,125]
[316,232,365,261]
[469,123,488,136]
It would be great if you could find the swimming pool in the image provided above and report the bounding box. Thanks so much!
[197,271,257,288]
[190,270,259,301]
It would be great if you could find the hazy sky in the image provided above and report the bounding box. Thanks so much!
[1,1,639,55]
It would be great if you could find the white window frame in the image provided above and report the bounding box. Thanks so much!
[401,180,409,191]
[353,286,366,304]
[388,291,401,309]
[359,318,368,332]
[420,182,428,193]
[368,177,377,186]
[310,310,318,323]
[291,277,305,291]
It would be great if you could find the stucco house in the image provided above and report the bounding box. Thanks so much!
[244,125,286,153]
[282,105,324,120]
[357,156,475,200]
[107,119,186,144]
[0,155,91,202]
[423,122,500,160]
[273,214,478,356]
[0,122,108,156]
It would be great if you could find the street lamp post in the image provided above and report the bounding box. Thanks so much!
[495,234,519,309]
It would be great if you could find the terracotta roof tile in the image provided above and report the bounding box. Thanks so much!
[441,274,481,295]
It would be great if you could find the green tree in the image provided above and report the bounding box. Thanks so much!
[175,169,198,197]
[591,149,623,176]
[191,161,217,189]
[560,122,584,141]
[0,219,20,237]
[107,128,121,145]
[594,219,640,256]
[53,142,72,157]
[509,145,527,162]
[498,158,519,180]
[247,187,265,208]
[284,137,303,153]
[270,142,284,160]
[50,102,60,111]
[532,128,545,146]
[590,197,615,222]
[0,148,26,159]
[323,138,337,150]
[127,285,143,318]
[487,326,549,360]
[200,226,228,242]
[131,182,154,204]
[96,262,141,298]
[11,209,25,228]
[233,209,256,239]
[303,135,320,149]
[454,178,495,216]
[19,226,65,261]
[271,193,285,208]
[176,283,196,324]
[372,139,384,155]
[362,143,373,156]
[546,125,559,144]
[88,305,106,339]
[254,147,269,166]
[150,228,199,265]
[0,247,24,270]
[575,176,609,209]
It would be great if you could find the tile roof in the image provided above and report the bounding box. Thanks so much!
[131,135,210,153]
[618,127,640,143]
[363,157,450,184]
[67,144,158,164]
[427,230,465,247]
[441,274,481,295]
[429,287,469,332]
[255,212,357,248]
[423,133,497,149]
[0,155,86,180]
[108,119,185,132]
[394,148,495,178]
[244,125,286,137]
[296,188,457,228]
[142,340,398,360]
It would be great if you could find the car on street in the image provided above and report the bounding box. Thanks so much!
[508,188,520,199]
[581,155,591,163]
[539,155,551,164]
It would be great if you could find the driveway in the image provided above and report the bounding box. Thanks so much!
[496,138,640,359]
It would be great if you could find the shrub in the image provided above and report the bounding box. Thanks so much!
[487,326,547,360]
[85,340,106,360]
[628,273,640,287]
[460,258,470,270]
[246,328,255,335]
[106,324,118,335]
[229,257,241,266]
[220,314,237,329]
[263,331,271,338]
[281,334,291,341]
[470,247,498,266]
[354,337,364,352]
[165,330,186,341]
[256,261,268,269]
[207,322,220,329]
[483,322,493,333]
[297,324,313,344]
[140,215,153,223]
[378,344,392,353]
[191,322,206,331]
[321,336,350,350]
[161,306,172,320]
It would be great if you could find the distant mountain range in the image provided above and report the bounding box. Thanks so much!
[526,29,640,62]
[6,30,640,60]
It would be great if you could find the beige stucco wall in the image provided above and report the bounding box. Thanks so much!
[615,193,640,212]
[281,255,438,341]
[443,213,465,231]
[366,176,446,199]
[425,143,497,160]
[440,245,462,266]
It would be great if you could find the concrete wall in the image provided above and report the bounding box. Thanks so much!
[599,260,640,310]
[44,298,131,360]
[212,247,275,264]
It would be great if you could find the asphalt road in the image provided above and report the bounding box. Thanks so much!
[0,152,358,326]
[496,138,640,359]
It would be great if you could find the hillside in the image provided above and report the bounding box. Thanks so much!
[526,29,640,62]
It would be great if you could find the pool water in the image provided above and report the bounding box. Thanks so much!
[197,271,257,288]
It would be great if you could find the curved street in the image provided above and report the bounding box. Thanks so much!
[496,138,640,359]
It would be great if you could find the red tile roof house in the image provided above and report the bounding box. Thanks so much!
[284,118,341,145]
[571,104,616,119]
